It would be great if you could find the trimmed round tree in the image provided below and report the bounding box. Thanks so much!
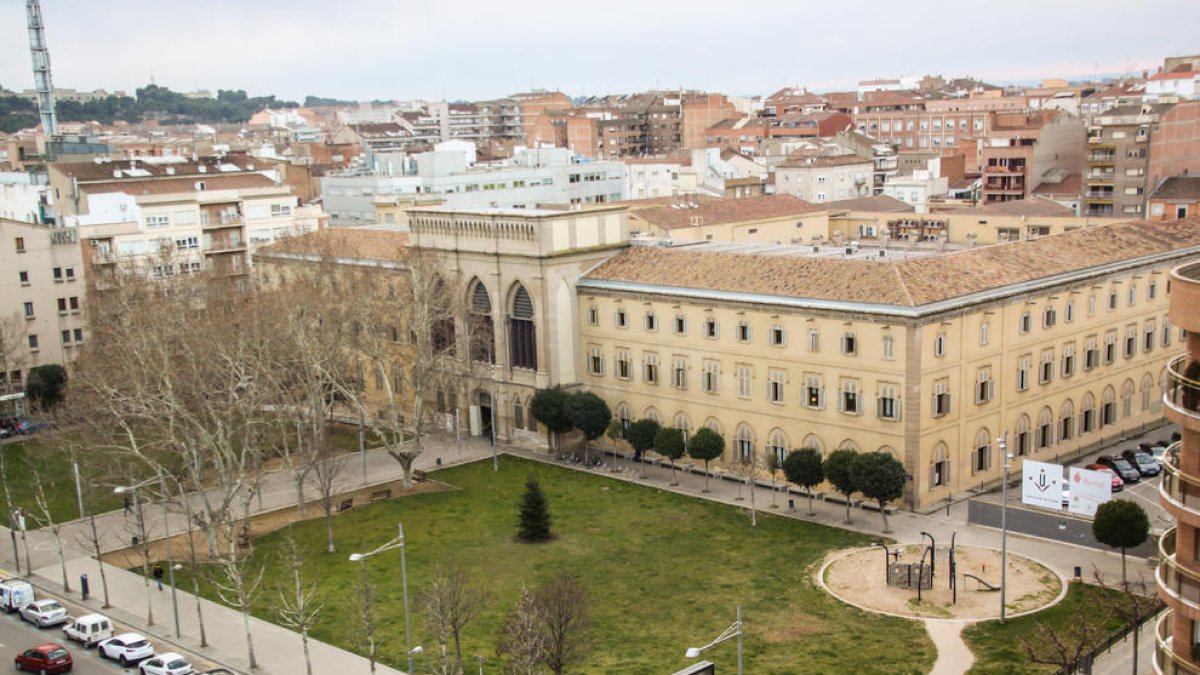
[850,451,907,533]
[653,427,686,485]
[624,418,660,461]
[564,391,611,464]
[517,473,553,542]
[823,448,859,523]
[783,447,824,515]
[687,427,725,493]
[530,386,572,451]
[1092,499,1150,584]
[25,364,67,409]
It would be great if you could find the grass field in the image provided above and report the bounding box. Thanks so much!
[963,582,1132,674]
[173,456,936,674]
[0,437,124,525]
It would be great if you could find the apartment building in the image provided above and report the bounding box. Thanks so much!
[980,111,1084,204]
[773,154,873,204]
[1148,101,1200,192]
[577,218,1194,509]
[0,218,86,390]
[1083,104,1170,217]
[1155,257,1200,674]
[1149,176,1200,221]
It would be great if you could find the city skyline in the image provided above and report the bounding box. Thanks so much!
[0,0,1196,102]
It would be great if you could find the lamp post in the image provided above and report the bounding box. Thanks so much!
[998,433,1011,624]
[349,523,413,675]
[873,542,890,582]
[115,473,179,636]
[919,531,936,581]
[684,605,743,675]
[472,654,485,675]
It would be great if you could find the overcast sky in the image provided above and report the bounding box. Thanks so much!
[1,0,1197,102]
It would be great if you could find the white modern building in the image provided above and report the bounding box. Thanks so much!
[0,173,51,224]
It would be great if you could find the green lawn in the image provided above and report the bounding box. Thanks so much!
[963,582,1131,674]
[174,456,935,674]
[0,438,124,525]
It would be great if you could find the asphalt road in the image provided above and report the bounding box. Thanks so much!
[0,608,139,674]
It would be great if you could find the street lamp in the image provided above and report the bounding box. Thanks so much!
[472,654,485,675]
[348,523,413,675]
[684,606,743,675]
[997,433,1012,624]
[919,531,936,580]
[873,542,890,581]
[114,469,180,638]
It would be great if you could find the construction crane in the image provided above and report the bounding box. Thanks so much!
[26,0,58,139]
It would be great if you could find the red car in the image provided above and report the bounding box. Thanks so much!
[14,642,73,673]
[1084,463,1125,492]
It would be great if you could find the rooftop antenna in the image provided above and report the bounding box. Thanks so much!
[26,0,58,141]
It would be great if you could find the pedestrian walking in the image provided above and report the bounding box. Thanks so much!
[123,496,132,516]
[152,563,164,591]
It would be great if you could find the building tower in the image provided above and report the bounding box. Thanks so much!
[1158,259,1200,674]
[25,0,58,138]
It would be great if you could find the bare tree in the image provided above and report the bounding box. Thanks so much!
[27,465,70,593]
[1094,570,1164,675]
[277,528,323,675]
[535,575,591,675]
[497,585,546,675]
[1020,583,1108,673]
[210,552,265,671]
[308,450,349,553]
[422,560,492,674]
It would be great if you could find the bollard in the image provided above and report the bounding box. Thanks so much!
[80,574,89,601]
[788,499,795,511]
[1074,566,1082,579]
[436,457,443,466]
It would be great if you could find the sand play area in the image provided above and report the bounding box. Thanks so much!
[821,544,1064,620]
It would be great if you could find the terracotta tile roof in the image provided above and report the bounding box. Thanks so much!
[256,227,410,262]
[80,173,277,196]
[1032,173,1082,197]
[629,195,822,230]
[56,155,261,182]
[959,197,1075,217]
[1150,176,1200,201]
[583,217,1200,308]
[777,154,872,169]
[825,195,914,213]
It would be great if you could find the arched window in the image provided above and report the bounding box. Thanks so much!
[735,424,755,463]
[705,417,723,436]
[1060,399,1075,441]
[469,279,494,363]
[513,397,525,431]
[616,402,632,430]
[1121,379,1135,418]
[1014,415,1031,456]
[973,429,992,474]
[767,429,788,466]
[1101,386,1117,426]
[931,442,950,488]
[509,283,537,370]
[801,434,824,455]
[1141,374,1155,412]
[674,412,692,442]
[644,406,660,424]
[1081,392,1097,433]
[837,439,860,452]
[524,397,537,432]
[1037,407,1054,450]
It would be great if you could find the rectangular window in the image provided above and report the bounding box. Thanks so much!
[1043,307,1057,328]
[588,346,605,376]
[1104,331,1117,364]
[1062,343,1076,377]
[73,328,83,343]
[587,305,599,326]
[702,360,719,393]
[52,267,62,281]
[18,271,29,286]
[1088,296,1097,317]
[1164,318,1172,347]
[770,325,786,346]
[1019,312,1032,334]
[737,366,752,398]
[61,329,71,345]
[976,369,994,404]
[932,381,951,417]
[1040,349,1055,384]
[146,214,170,228]
[934,331,946,357]
[643,353,659,384]
[839,379,861,415]
[645,311,658,332]
[804,374,824,409]
[674,315,687,335]
[1085,337,1100,370]
[616,350,631,379]
[1017,356,1030,391]
[703,317,718,339]
[1128,285,1137,307]
[841,332,857,355]
[767,369,785,404]
[175,236,199,250]
[271,203,292,217]
[1145,321,1156,352]
[1065,302,1075,323]
[615,308,628,328]
[980,320,990,345]
[1108,291,1118,311]
[1149,281,1158,301]
[57,298,67,314]
[736,321,751,343]
[808,328,820,352]
[878,384,899,420]
[27,335,37,350]
[15,237,26,253]
[1124,325,1137,358]
[671,357,688,389]
[883,334,895,359]
[22,302,34,318]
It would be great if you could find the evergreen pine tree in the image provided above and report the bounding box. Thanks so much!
[517,473,553,542]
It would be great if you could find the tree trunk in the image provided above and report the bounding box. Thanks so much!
[669,461,677,486]
[1132,622,1139,675]
[844,496,852,523]
[301,628,313,675]
[181,498,207,647]
[806,489,815,515]
[452,626,465,674]
[879,499,890,533]
[87,510,110,608]
[324,507,335,554]
[1121,547,1127,585]
[703,461,711,492]
[749,478,757,526]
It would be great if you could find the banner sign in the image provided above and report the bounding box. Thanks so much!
[1021,459,1064,510]
[1068,466,1113,517]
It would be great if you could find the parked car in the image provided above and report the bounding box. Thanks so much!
[14,642,72,673]
[0,417,33,435]
[138,652,194,675]
[1151,445,1169,465]
[97,632,154,666]
[1095,456,1140,484]
[1121,449,1162,477]
[1084,463,1126,492]
[1062,484,1071,507]
[21,599,69,627]
[62,613,113,647]
[0,578,36,612]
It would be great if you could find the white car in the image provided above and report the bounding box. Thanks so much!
[19,599,68,627]
[98,632,154,666]
[138,652,194,675]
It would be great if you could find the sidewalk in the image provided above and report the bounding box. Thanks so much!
[2,434,498,675]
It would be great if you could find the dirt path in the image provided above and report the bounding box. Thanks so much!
[925,620,975,675]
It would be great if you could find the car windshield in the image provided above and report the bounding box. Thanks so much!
[1113,459,1133,471]
[48,649,68,659]
[167,658,188,668]
[127,640,148,648]
[1135,452,1154,463]
[41,601,62,611]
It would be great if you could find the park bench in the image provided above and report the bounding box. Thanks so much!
[822,493,860,508]
[859,501,898,515]
[369,489,392,502]
[338,498,354,512]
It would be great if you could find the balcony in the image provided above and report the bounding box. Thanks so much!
[1159,527,1200,614]
[1085,191,1116,199]
[984,164,1026,175]
[91,251,118,265]
[1155,610,1200,674]
[1165,355,1200,426]
[1089,152,1117,162]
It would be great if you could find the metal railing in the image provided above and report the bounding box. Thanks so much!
[1155,610,1200,674]
[1158,527,1200,613]
[1160,443,1198,512]
[1165,355,1200,420]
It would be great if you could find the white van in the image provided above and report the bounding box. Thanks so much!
[0,578,34,612]
[63,613,114,647]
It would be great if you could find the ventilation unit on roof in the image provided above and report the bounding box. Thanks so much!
[195,181,206,191]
